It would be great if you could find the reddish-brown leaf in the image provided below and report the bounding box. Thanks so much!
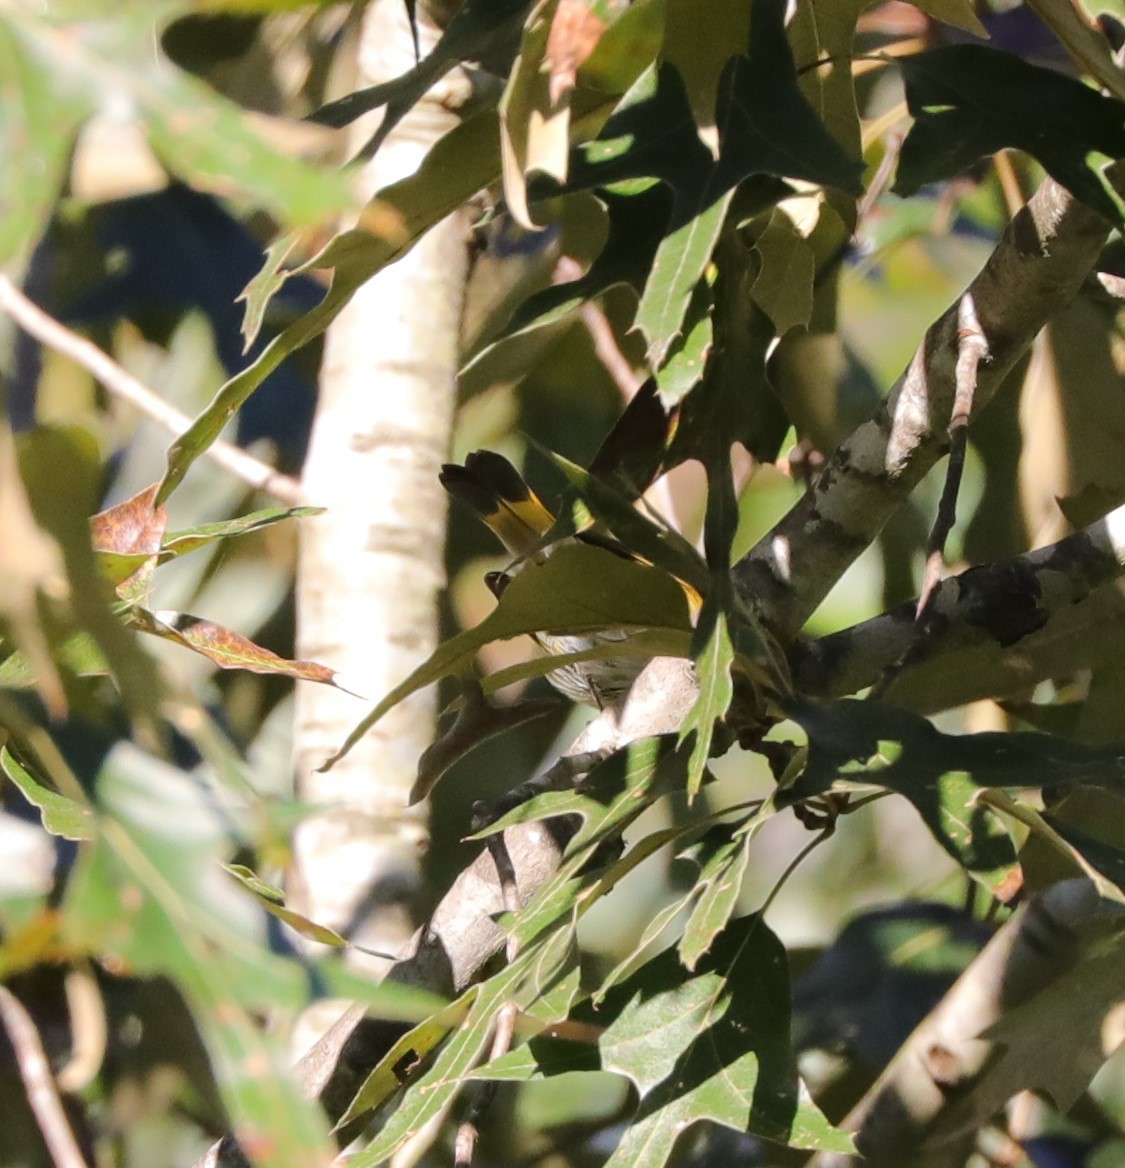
[91,483,167,555]
[91,483,168,601]
[134,608,337,685]
[546,0,606,106]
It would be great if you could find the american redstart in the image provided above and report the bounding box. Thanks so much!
[440,450,696,708]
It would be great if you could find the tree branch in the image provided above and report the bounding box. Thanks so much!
[792,499,1125,712]
[809,880,1125,1168]
[0,986,90,1168]
[734,178,1112,640]
[0,275,303,505]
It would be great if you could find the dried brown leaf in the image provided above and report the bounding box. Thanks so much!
[131,608,338,685]
[547,0,606,105]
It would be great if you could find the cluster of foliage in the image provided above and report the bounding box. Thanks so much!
[2,1,1125,1167]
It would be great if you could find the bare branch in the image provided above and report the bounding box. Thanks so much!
[0,274,303,505]
[0,986,90,1168]
[734,177,1113,639]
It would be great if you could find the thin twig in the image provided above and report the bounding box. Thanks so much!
[0,274,303,505]
[453,832,525,1167]
[916,292,989,620]
[554,257,642,402]
[0,985,90,1168]
[453,1001,519,1168]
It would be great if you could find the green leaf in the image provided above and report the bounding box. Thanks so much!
[222,864,349,947]
[655,278,714,403]
[546,452,710,593]
[750,207,815,334]
[63,745,337,1168]
[635,186,734,368]
[0,747,95,841]
[671,228,786,463]
[309,0,531,151]
[895,45,1125,224]
[18,426,165,741]
[345,922,576,1161]
[480,738,691,949]
[928,918,1125,1145]
[0,4,354,273]
[471,1034,600,1081]
[500,0,564,229]
[596,915,851,1160]
[0,18,88,269]
[333,993,478,1125]
[677,822,753,969]
[0,631,108,688]
[160,107,503,503]
[779,701,1125,894]
[661,0,751,144]
[711,2,865,197]
[159,505,323,559]
[327,543,695,769]
[463,186,671,377]
[678,602,734,801]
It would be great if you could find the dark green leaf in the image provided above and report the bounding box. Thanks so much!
[465,185,672,372]
[594,915,851,1160]
[1026,0,1125,104]
[310,0,530,155]
[780,701,1125,892]
[661,0,751,142]
[895,45,1125,224]
[546,451,710,593]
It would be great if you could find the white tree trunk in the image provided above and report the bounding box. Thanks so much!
[292,0,469,1003]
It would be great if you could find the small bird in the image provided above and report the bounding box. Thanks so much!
[440,449,681,709]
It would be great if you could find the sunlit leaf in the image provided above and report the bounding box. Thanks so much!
[501,0,566,229]
[0,746,95,841]
[159,505,323,558]
[344,923,577,1161]
[677,822,753,969]
[128,607,339,684]
[223,863,349,947]
[63,745,336,1168]
[0,3,354,277]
